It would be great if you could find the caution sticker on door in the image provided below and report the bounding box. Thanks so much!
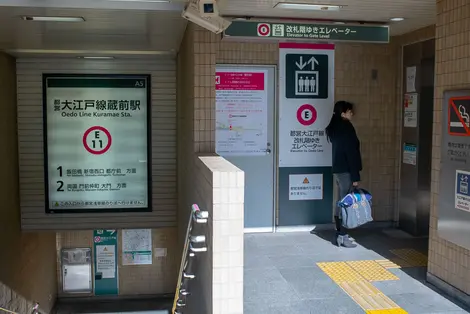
[288,174,323,201]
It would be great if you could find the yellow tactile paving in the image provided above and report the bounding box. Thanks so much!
[340,281,401,310]
[375,258,407,269]
[317,261,408,313]
[366,309,409,313]
[389,249,428,267]
[346,260,399,281]
[316,262,364,283]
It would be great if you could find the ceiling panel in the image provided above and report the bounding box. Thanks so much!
[0,6,188,55]
[218,0,436,36]
[0,0,436,57]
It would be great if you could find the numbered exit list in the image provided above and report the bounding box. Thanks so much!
[44,75,151,213]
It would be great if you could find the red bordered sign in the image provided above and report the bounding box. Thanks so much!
[296,104,317,126]
[448,97,470,136]
[83,126,112,154]
[257,23,271,37]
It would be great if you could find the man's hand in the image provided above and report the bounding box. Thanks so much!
[352,181,359,187]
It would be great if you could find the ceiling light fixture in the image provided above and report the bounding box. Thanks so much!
[22,16,85,22]
[106,0,170,2]
[274,2,343,11]
[390,17,405,21]
[333,21,345,24]
[79,56,115,60]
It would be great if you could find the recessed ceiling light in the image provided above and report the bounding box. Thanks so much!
[390,17,405,21]
[333,21,345,24]
[79,56,115,60]
[106,0,170,2]
[274,2,343,11]
[22,16,85,22]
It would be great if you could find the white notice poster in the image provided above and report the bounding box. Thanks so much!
[96,245,116,279]
[278,43,335,167]
[404,93,418,128]
[122,229,153,265]
[44,75,150,212]
[289,174,323,200]
[215,70,268,156]
[406,66,417,93]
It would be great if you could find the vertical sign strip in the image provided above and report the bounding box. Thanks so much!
[93,229,118,296]
[278,43,335,226]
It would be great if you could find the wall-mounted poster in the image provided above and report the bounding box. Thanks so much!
[215,70,268,156]
[43,74,151,213]
[122,229,153,265]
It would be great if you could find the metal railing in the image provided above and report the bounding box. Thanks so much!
[0,303,39,314]
[172,204,209,314]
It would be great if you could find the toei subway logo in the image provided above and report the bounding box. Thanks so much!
[83,126,112,155]
[257,23,271,36]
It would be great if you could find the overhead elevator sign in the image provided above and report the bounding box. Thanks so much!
[224,21,390,43]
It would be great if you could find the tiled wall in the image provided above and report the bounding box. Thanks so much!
[428,0,470,295]
[177,24,218,244]
[180,155,244,314]
[55,228,178,297]
[177,25,245,314]
[217,39,400,221]
[0,53,57,313]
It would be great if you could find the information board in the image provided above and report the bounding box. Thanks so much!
[43,74,151,213]
[122,229,153,265]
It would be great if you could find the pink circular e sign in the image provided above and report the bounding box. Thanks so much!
[297,104,317,126]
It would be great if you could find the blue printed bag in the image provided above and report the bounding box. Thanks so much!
[338,188,373,229]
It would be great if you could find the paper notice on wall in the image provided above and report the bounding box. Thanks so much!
[215,70,268,156]
[403,143,417,165]
[96,245,116,278]
[404,93,418,128]
[406,66,417,93]
[122,229,153,265]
